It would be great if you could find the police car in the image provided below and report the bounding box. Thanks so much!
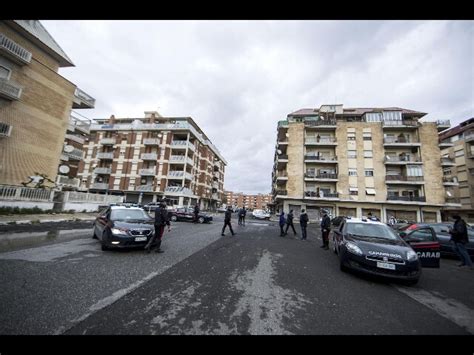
[332,217,440,285]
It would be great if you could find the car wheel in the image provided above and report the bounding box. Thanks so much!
[198,217,205,224]
[333,239,337,254]
[171,215,177,222]
[101,232,109,251]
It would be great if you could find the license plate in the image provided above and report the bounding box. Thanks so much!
[135,236,147,242]
[377,262,396,270]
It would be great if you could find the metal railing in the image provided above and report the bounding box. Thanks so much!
[63,147,84,160]
[65,134,85,145]
[170,140,188,147]
[0,34,32,64]
[94,167,112,175]
[143,138,160,145]
[305,173,338,179]
[387,195,426,202]
[384,156,421,163]
[136,185,153,191]
[305,191,339,198]
[436,119,451,126]
[383,137,419,144]
[440,157,455,165]
[90,183,109,190]
[305,137,337,144]
[382,120,419,127]
[275,190,287,195]
[141,153,158,160]
[443,177,458,184]
[96,152,114,160]
[0,185,54,201]
[170,155,185,162]
[74,87,96,107]
[139,168,156,176]
[165,186,193,195]
[0,122,12,137]
[445,197,461,204]
[304,155,337,161]
[100,138,116,145]
[278,120,289,128]
[277,154,289,160]
[0,78,22,100]
[305,119,337,127]
[56,175,80,187]
[385,175,424,182]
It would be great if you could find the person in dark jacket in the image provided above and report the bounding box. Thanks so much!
[300,209,309,240]
[145,200,171,253]
[284,209,297,236]
[222,206,236,236]
[279,211,286,237]
[238,207,244,226]
[193,204,200,223]
[320,210,331,249]
[449,215,473,268]
[241,207,247,226]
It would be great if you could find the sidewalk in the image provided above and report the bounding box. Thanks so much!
[0,212,97,225]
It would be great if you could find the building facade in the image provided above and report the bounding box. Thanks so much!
[78,111,226,209]
[0,20,94,187]
[438,118,474,222]
[271,104,458,222]
[224,191,272,210]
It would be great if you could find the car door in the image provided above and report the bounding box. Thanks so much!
[403,227,440,268]
[95,207,110,239]
[332,221,345,252]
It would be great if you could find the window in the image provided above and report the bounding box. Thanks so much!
[364,150,373,158]
[348,150,357,159]
[407,228,436,242]
[365,169,374,177]
[363,132,372,141]
[349,187,358,195]
[0,65,11,79]
[348,169,357,176]
[407,165,423,177]
[347,132,356,141]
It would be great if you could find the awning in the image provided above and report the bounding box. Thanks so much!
[366,189,376,195]
[349,187,358,192]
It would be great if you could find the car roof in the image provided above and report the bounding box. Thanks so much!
[345,218,385,226]
[110,206,144,210]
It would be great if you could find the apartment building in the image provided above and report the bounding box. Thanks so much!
[0,20,95,187]
[271,104,457,222]
[438,117,474,222]
[78,111,226,209]
[224,191,272,210]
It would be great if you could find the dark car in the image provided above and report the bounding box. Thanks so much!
[399,223,474,260]
[92,205,155,251]
[332,217,440,285]
[169,207,213,224]
[331,216,347,228]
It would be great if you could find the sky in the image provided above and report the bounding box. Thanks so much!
[41,20,474,195]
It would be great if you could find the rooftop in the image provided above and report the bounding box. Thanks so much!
[288,107,427,117]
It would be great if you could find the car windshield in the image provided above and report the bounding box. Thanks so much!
[346,223,399,240]
[110,209,150,221]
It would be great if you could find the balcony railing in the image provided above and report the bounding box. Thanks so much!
[170,140,188,147]
[305,173,338,179]
[278,120,289,128]
[0,78,22,100]
[440,157,455,165]
[445,197,461,204]
[141,153,158,160]
[275,190,287,195]
[382,120,419,128]
[65,134,85,145]
[383,137,420,144]
[278,154,289,160]
[63,147,84,160]
[0,34,32,65]
[94,167,112,175]
[305,191,339,198]
[305,137,337,144]
[384,156,421,163]
[304,155,338,162]
[385,175,424,182]
[139,168,156,176]
[97,152,114,160]
[136,185,153,191]
[305,119,337,127]
[143,138,160,145]
[443,177,459,184]
[56,175,80,188]
[0,122,12,137]
[436,120,450,130]
[73,87,96,109]
[165,186,193,195]
[170,155,185,162]
[91,182,109,190]
[100,138,116,145]
[387,195,426,202]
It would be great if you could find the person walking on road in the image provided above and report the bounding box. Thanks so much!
[241,207,247,226]
[238,207,244,226]
[300,209,309,240]
[193,203,200,223]
[284,209,297,236]
[449,214,473,269]
[279,211,286,237]
[222,205,236,236]
[145,200,171,253]
[320,210,331,250]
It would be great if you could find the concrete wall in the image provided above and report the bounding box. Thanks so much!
[420,123,445,205]
[286,122,304,199]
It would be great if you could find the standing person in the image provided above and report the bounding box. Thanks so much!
[388,215,397,228]
[300,209,309,240]
[449,215,473,269]
[284,209,297,236]
[222,205,236,236]
[193,203,200,223]
[238,207,244,226]
[279,211,286,237]
[242,207,247,226]
[145,200,171,253]
[320,210,331,249]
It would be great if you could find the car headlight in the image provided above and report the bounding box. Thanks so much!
[111,227,129,236]
[407,250,418,261]
[346,242,363,256]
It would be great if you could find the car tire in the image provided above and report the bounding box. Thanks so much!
[171,215,177,222]
[198,217,205,224]
[333,240,337,254]
[101,232,109,251]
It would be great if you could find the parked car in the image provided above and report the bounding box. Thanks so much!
[332,217,440,285]
[331,216,347,227]
[169,207,213,223]
[143,202,161,212]
[217,207,227,213]
[398,223,474,260]
[92,205,155,251]
[252,209,271,220]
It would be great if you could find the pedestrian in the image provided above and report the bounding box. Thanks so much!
[145,199,171,253]
[300,209,309,240]
[449,214,473,269]
[388,215,397,227]
[284,209,297,236]
[320,210,331,250]
[241,207,247,226]
[222,205,236,236]
[193,203,200,223]
[279,211,286,237]
[238,207,244,226]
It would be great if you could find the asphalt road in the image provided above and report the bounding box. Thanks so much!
[0,215,473,335]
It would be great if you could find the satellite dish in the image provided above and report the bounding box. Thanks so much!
[64,145,74,153]
[285,133,289,138]
[447,191,452,197]
[59,165,70,174]
[277,150,282,155]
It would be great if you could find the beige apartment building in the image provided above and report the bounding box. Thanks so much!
[224,191,272,210]
[272,104,457,222]
[78,111,226,209]
[438,117,474,222]
[0,20,95,187]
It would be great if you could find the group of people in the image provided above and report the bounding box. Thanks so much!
[279,209,331,249]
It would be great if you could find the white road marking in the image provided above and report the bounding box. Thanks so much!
[395,286,474,334]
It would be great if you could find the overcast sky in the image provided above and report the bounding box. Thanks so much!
[41,20,474,194]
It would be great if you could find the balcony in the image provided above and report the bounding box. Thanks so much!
[0,122,12,137]
[91,182,109,190]
[73,87,95,109]
[278,120,289,128]
[188,143,196,152]
[141,153,158,160]
[385,175,424,184]
[168,171,192,180]
[443,177,459,186]
[139,168,156,176]
[304,137,337,146]
[97,152,114,160]
[304,191,339,199]
[136,184,153,192]
[65,134,85,145]
[212,182,219,189]
[170,155,185,163]
[304,155,338,164]
[0,34,32,65]
[0,78,22,100]
[304,173,338,181]
[63,147,84,160]
[170,140,188,149]
[436,120,450,131]
[143,138,160,145]
[438,140,454,149]
[387,195,426,202]
[383,137,421,147]
[94,167,112,175]
[275,172,288,180]
[100,138,116,145]
[165,186,194,195]
[274,190,287,196]
[382,120,420,129]
[384,156,422,165]
[305,119,337,129]
[464,132,474,143]
[56,175,80,188]
[277,154,288,161]
[440,157,456,166]
[278,139,288,146]
[445,197,461,204]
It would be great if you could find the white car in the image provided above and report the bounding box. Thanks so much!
[252,209,271,220]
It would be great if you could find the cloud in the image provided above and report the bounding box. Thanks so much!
[41,20,474,194]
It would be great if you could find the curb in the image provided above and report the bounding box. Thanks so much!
[0,217,96,226]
